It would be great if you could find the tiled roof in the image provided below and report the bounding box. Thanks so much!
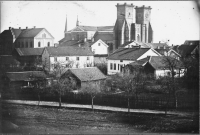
[154,48,170,55]
[11,29,23,38]
[5,71,47,81]
[15,48,44,56]
[121,41,150,48]
[0,55,20,65]
[69,25,114,32]
[107,48,150,60]
[184,40,199,45]
[178,44,198,57]
[68,67,106,82]
[18,28,44,38]
[145,43,170,49]
[93,32,113,41]
[46,46,94,56]
[142,56,184,70]
[59,40,80,47]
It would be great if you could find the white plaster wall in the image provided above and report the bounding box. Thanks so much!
[50,56,94,71]
[107,59,134,75]
[87,31,96,39]
[34,29,54,48]
[91,40,108,55]
[137,49,160,60]
[155,69,185,79]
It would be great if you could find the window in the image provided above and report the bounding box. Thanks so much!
[22,42,24,48]
[87,57,90,60]
[110,63,113,70]
[30,42,33,48]
[47,42,50,47]
[66,57,69,61]
[114,63,116,70]
[38,42,41,47]
[118,64,120,70]
[26,42,28,48]
[98,43,100,46]
[54,57,57,62]
[120,60,123,62]
[76,57,79,61]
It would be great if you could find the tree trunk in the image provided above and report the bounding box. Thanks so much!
[38,94,40,106]
[59,95,62,108]
[91,97,94,112]
[128,97,130,113]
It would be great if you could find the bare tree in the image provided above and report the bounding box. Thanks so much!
[81,80,102,112]
[50,62,74,108]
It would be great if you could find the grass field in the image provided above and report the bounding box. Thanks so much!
[1,103,199,134]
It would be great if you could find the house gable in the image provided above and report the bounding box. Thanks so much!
[35,28,54,39]
[137,48,161,60]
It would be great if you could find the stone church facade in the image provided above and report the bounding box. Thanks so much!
[114,3,153,50]
[59,3,153,52]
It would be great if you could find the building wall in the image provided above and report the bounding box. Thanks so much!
[155,69,185,79]
[91,40,108,55]
[107,59,134,75]
[34,29,54,48]
[0,30,15,55]
[50,56,94,71]
[15,38,34,48]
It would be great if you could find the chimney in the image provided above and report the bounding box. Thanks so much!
[159,41,161,43]
[172,44,173,46]
[124,3,126,5]
[19,27,21,29]
[26,27,28,29]
[33,26,36,29]
[9,27,11,30]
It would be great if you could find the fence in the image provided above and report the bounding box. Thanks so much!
[2,90,198,111]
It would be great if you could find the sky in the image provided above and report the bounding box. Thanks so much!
[1,1,199,45]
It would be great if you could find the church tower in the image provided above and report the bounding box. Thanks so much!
[114,3,135,50]
[64,15,68,37]
[135,5,153,43]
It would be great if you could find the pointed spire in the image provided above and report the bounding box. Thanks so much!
[64,14,67,33]
[76,15,79,26]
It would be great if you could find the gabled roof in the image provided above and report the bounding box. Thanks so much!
[93,31,113,42]
[5,71,47,81]
[178,44,198,57]
[139,56,184,70]
[59,40,80,47]
[92,39,109,47]
[46,46,94,56]
[67,67,106,82]
[18,28,44,38]
[15,48,45,56]
[107,48,150,60]
[11,29,23,38]
[0,55,20,65]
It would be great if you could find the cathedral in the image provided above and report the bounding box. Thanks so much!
[59,3,153,52]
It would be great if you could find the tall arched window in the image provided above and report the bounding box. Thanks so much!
[26,42,28,48]
[47,42,50,47]
[30,42,33,48]
[137,34,140,42]
[38,42,41,47]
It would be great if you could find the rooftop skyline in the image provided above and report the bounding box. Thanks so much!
[1,1,199,45]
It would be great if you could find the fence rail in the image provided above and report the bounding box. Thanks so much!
[2,90,198,111]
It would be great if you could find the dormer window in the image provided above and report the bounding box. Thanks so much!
[98,43,100,46]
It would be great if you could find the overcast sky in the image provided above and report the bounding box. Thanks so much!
[1,1,199,45]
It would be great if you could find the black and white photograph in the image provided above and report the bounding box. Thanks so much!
[0,1,199,134]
